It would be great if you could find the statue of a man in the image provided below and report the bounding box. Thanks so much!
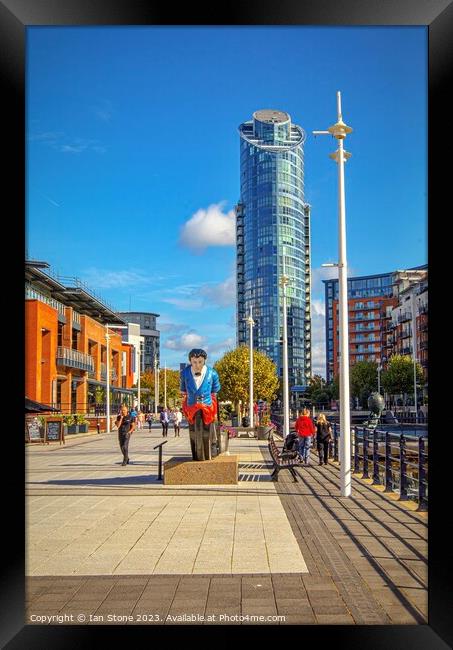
[180,348,221,461]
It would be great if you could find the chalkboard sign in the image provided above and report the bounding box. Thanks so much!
[26,418,44,443]
[45,419,65,445]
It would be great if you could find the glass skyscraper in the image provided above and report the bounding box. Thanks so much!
[236,109,312,386]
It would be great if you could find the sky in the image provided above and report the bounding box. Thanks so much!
[26,26,427,377]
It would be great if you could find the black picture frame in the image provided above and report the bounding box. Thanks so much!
[3,0,450,647]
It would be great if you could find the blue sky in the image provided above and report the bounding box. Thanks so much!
[26,26,427,376]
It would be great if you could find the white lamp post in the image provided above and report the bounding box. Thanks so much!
[314,91,353,498]
[246,306,255,428]
[411,292,418,414]
[137,341,141,412]
[164,361,167,409]
[154,357,158,416]
[281,249,290,439]
[104,324,128,434]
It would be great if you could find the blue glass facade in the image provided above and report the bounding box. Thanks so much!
[237,110,312,386]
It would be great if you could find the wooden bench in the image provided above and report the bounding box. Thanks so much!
[268,434,301,482]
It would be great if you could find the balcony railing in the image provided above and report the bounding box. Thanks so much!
[100,363,118,380]
[398,312,412,323]
[56,346,94,372]
[72,311,81,324]
[25,285,66,315]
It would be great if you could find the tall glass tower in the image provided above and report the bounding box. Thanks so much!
[237,109,312,386]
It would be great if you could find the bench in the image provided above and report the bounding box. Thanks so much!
[268,434,301,482]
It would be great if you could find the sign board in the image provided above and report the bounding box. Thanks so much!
[25,418,44,443]
[45,418,65,445]
[291,385,308,393]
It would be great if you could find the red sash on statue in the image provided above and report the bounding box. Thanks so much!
[182,395,217,425]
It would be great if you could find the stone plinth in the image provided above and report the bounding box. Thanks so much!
[163,454,238,485]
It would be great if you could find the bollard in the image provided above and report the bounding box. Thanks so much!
[384,432,393,492]
[399,434,408,500]
[354,427,360,474]
[362,428,369,479]
[96,423,100,435]
[372,429,380,485]
[417,436,428,511]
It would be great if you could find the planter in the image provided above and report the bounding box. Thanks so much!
[256,425,273,440]
[78,424,89,433]
[67,425,79,434]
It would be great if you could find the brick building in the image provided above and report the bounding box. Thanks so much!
[25,260,135,414]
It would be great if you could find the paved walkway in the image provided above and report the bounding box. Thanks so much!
[26,425,427,625]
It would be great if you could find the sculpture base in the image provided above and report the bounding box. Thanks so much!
[163,454,238,485]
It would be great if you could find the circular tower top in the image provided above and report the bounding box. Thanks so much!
[253,109,290,124]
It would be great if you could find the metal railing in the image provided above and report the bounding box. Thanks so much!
[25,285,66,315]
[56,346,94,372]
[328,424,428,511]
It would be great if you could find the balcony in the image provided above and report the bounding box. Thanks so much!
[398,312,412,323]
[25,285,66,316]
[56,347,94,372]
[100,363,118,381]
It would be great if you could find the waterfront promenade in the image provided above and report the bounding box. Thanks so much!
[26,425,427,625]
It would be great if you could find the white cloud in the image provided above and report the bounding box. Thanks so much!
[199,276,236,308]
[81,268,151,289]
[179,202,236,252]
[310,298,327,378]
[311,265,338,297]
[164,330,207,351]
[206,337,235,354]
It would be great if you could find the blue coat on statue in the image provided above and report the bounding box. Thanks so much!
[180,365,221,407]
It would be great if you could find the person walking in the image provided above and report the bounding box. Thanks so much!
[315,412,332,466]
[160,407,169,437]
[295,407,316,466]
[115,404,136,466]
[173,406,182,437]
[146,412,154,430]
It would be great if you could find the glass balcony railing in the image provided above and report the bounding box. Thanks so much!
[56,346,94,372]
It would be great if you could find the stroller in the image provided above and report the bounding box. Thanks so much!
[281,430,302,462]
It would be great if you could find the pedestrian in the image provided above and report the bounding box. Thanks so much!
[130,405,138,424]
[115,403,136,466]
[315,413,332,466]
[294,407,316,465]
[146,412,154,430]
[173,406,182,437]
[160,407,169,437]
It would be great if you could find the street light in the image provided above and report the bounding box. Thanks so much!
[153,357,158,416]
[281,248,290,439]
[313,91,353,498]
[246,306,255,428]
[104,324,128,434]
[410,292,418,414]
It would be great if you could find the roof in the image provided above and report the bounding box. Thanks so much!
[25,397,59,413]
[25,261,126,326]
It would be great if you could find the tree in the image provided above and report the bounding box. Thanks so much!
[350,361,378,408]
[214,346,279,417]
[138,369,182,407]
[381,355,424,404]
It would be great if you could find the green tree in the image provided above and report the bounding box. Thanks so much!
[381,355,424,404]
[138,369,182,407]
[214,346,279,417]
[350,361,378,408]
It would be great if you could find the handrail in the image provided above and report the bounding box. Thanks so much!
[153,440,168,481]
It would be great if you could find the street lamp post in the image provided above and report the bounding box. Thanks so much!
[314,91,353,498]
[164,361,167,409]
[377,365,381,395]
[247,306,255,428]
[281,249,290,439]
[104,324,128,434]
[154,357,158,416]
[137,341,141,412]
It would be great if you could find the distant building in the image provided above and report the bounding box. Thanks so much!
[323,265,427,383]
[25,260,135,413]
[118,312,160,372]
[237,109,312,386]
